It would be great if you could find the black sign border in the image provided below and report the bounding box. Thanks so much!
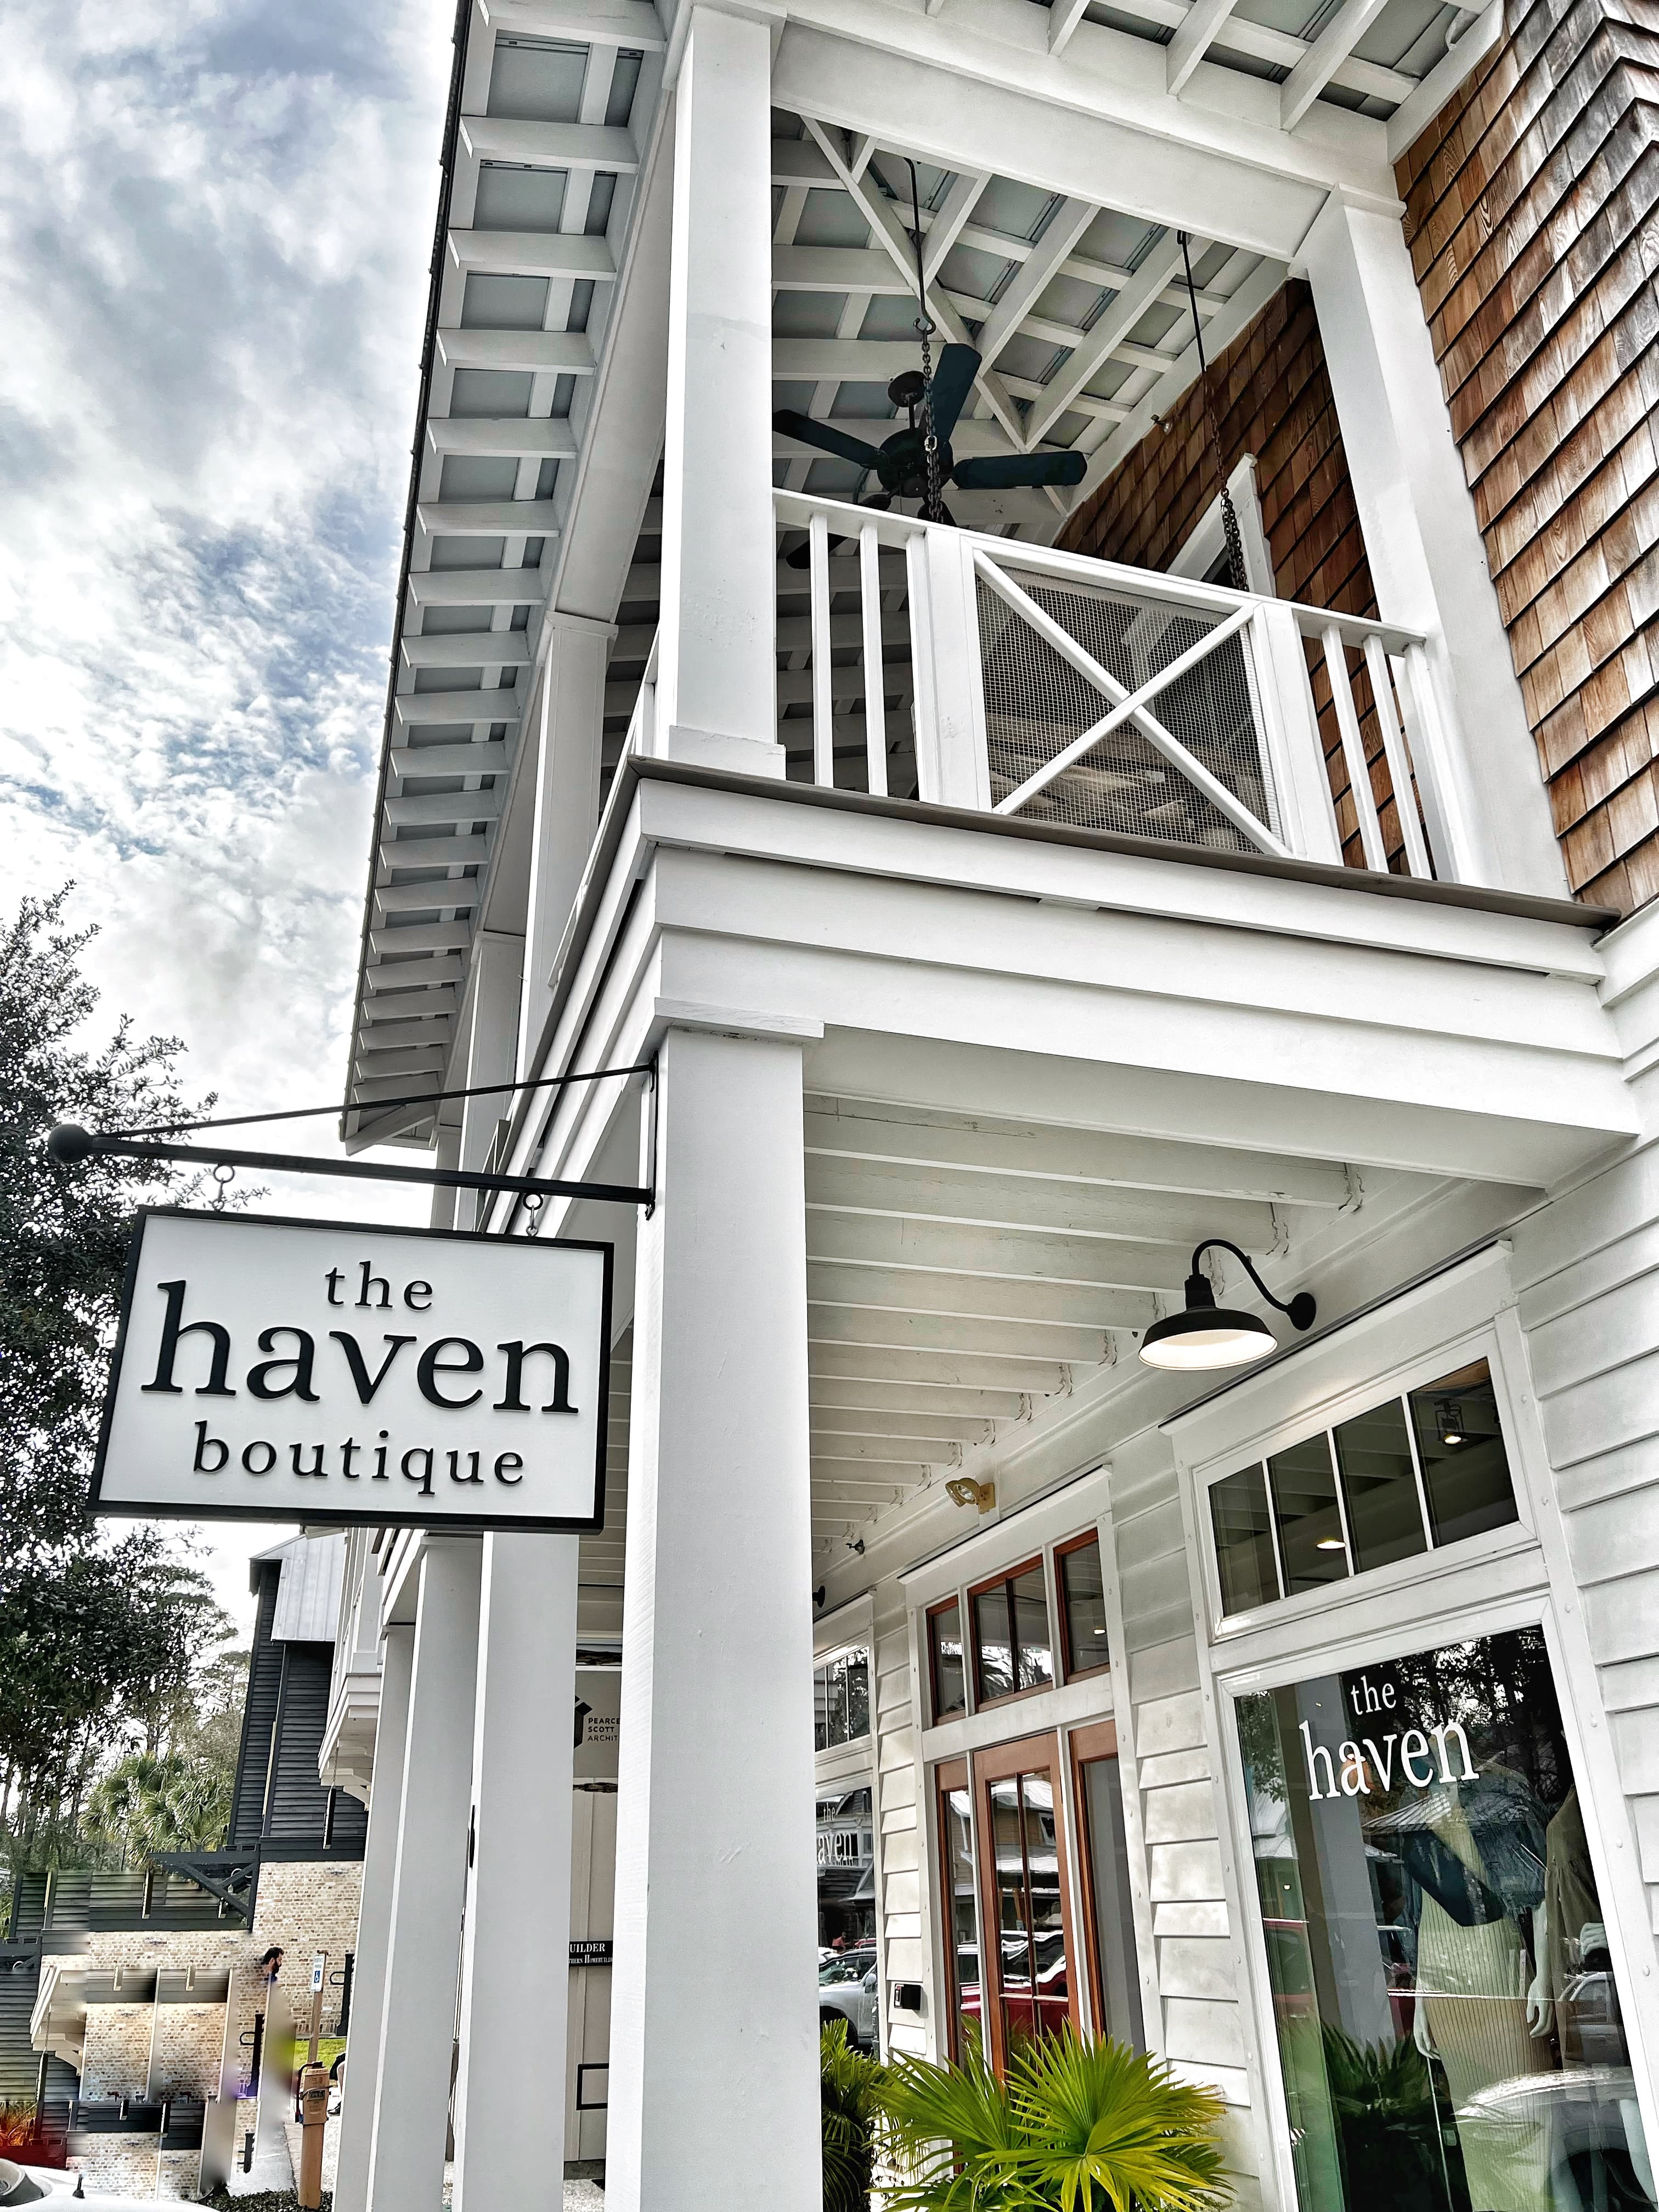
[89,1205,614,1536]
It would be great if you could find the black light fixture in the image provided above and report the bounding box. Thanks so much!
[1436,1400,1466,1448]
[1139,1239,1317,1372]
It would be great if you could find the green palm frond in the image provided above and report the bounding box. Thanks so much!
[822,2018,888,2212]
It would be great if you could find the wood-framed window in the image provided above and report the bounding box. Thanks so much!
[1068,1718,1144,2049]
[934,1757,981,2062]
[927,1596,967,1721]
[968,1558,1053,1708]
[1054,1531,1110,1681]
[972,1730,1079,2073]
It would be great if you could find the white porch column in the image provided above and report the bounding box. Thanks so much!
[451,1532,580,2211]
[519,616,613,1075]
[462,929,524,1174]
[1302,189,1568,899]
[364,1540,481,2212]
[607,1022,818,2210]
[331,1625,413,2212]
[654,6,782,775]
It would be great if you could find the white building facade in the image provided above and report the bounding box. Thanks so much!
[320,0,1659,2205]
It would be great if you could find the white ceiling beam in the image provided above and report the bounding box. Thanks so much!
[772,245,916,293]
[479,0,666,47]
[436,330,596,375]
[458,117,639,172]
[998,374,1126,424]
[808,1301,1113,1364]
[426,419,579,460]
[805,1158,1274,1247]
[802,1101,1351,1205]
[408,568,545,608]
[416,499,562,536]
[362,987,458,1022]
[809,1267,1154,1339]
[447,231,617,281]
[354,1017,455,1052]
[772,417,1013,459]
[382,834,494,871]
[972,198,1098,373]
[1048,0,1093,54]
[810,1375,1030,1418]
[402,632,532,669]
[388,740,514,778]
[922,170,990,282]
[1024,233,1188,448]
[772,137,842,187]
[1385,0,1500,163]
[811,1406,998,1442]
[809,1214,1185,1291]
[1166,0,1244,93]
[364,948,473,983]
[804,121,1027,449]
[392,689,522,726]
[810,1431,952,1466]
[808,1342,1071,1394]
[1280,0,1395,127]
[374,879,482,914]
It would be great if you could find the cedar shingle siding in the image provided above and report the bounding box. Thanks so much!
[1397,0,1659,911]
[1057,281,1417,872]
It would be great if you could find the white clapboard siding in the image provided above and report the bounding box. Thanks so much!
[1514,1144,1659,1933]
[1109,1438,1262,2210]
[873,1604,931,2056]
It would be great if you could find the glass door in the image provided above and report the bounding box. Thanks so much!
[973,1732,1079,2072]
[1070,1719,1145,2049]
[935,1759,982,2062]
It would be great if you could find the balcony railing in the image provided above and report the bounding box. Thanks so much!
[769,490,1449,880]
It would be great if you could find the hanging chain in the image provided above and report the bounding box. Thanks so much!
[907,160,946,524]
[210,1162,235,1213]
[1178,232,1248,595]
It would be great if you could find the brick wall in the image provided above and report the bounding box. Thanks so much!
[1057,283,1418,872]
[78,2006,153,2101]
[1396,0,1659,910]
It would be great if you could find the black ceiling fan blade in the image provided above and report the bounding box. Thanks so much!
[951,449,1088,491]
[772,410,885,470]
[924,346,981,442]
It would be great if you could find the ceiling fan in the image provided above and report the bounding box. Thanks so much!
[775,159,1087,568]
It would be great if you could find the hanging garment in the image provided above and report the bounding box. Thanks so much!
[1534,1791,1605,2059]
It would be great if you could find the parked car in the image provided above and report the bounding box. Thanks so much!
[820,1947,879,2051]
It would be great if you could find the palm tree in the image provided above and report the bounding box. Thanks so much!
[881,2027,1230,2212]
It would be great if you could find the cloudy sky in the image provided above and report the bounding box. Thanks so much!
[0,0,453,1628]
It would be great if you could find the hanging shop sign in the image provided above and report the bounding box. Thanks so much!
[91,1208,612,1532]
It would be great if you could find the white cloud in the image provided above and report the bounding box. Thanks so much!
[1,0,454,1570]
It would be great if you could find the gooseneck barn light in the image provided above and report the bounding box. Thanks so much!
[1138,1239,1317,1372]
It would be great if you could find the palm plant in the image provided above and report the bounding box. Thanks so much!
[822,2019,889,2212]
[881,2028,1229,2212]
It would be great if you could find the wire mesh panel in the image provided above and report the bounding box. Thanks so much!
[976,567,1280,851]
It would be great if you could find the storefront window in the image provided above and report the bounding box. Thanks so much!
[1236,1627,1655,2212]
[1210,1358,1520,1618]
[970,1562,1053,1705]
[816,1786,875,1947]
[815,1646,871,1751]
[929,1600,967,1719]
[938,1767,981,2061]
[985,1768,1067,2057]
[1057,1534,1110,1679]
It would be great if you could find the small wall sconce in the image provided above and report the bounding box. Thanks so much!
[946,1478,996,1513]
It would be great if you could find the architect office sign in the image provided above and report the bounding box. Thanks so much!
[91,1209,612,1532]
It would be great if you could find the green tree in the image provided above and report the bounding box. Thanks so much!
[0,891,235,1883]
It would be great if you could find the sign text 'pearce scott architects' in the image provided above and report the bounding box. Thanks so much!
[92,1210,612,1531]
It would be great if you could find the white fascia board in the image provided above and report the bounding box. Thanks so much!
[1384,0,1502,165]
[770,4,1396,261]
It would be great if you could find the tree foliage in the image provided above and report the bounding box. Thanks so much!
[0,892,235,1881]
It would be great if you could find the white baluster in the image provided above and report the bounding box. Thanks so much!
[809,509,832,788]
[1320,623,1387,871]
[1254,604,1342,865]
[859,523,887,797]
[1362,635,1432,878]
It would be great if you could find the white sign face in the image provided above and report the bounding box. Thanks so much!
[93,1209,612,1531]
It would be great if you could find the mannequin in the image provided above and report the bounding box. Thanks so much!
[1407,1777,1550,2211]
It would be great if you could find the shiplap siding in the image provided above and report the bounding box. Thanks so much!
[1057,282,1417,876]
[873,1593,930,2059]
[1396,0,1659,912]
[1514,1141,1659,1930]
[1107,1438,1265,2212]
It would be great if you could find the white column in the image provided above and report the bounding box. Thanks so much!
[451,1533,580,2210]
[519,617,613,1077]
[364,1540,481,2212]
[331,1626,413,2212]
[1302,189,1568,898]
[655,7,782,776]
[607,1022,818,2211]
[461,928,524,1181]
